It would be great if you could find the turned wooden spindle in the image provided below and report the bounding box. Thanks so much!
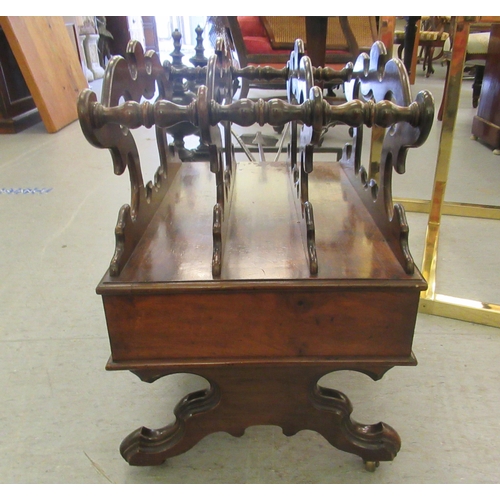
[167,64,207,83]
[312,64,354,83]
[89,99,194,130]
[233,66,289,82]
[162,62,356,87]
[88,90,427,135]
[213,98,310,128]
[233,64,354,84]
[322,99,423,129]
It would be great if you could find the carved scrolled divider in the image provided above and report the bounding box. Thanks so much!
[83,95,433,278]
[78,38,238,278]
[342,42,435,274]
[204,39,237,277]
[79,40,434,278]
[78,41,182,277]
[286,40,320,275]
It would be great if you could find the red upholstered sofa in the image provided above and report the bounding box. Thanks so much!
[223,16,378,97]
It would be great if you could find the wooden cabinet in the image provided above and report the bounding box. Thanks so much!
[106,16,158,57]
[472,24,500,153]
[0,17,88,133]
[0,26,41,133]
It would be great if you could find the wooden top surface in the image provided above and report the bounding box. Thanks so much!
[99,160,425,291]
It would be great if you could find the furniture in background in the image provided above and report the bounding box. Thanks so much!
[393,17,421,83]
[78,37,434,470]
[395,17,500,330]
[222,16,378,98]
[437,21,492,120]
[395,17,451,79]
[417,17,451,78]
[472,23,500,154]
[393,17,490,112]
[103,17,131,58]
[465,30,491,108]
[0,25,41,133]
[83,33,105,80]
[0,16,88,133]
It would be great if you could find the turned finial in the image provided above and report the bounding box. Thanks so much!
[189,25,208,68]
[170,29,185,69]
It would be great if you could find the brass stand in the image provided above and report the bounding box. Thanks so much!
[403,17,500,328]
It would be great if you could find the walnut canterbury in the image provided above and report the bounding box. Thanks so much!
[78,34,434,471]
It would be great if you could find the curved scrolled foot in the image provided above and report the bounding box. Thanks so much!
[117,363,406,467]
[311,385,401,465]
[120,385,220,466]
[120,423,183,466]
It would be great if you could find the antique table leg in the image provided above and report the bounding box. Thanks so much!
[305,17,327,93]
[403,17,421,80]
[305,17,328,69]
[117,362,402,471]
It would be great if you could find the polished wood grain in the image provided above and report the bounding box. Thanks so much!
[99,160,424,368]
[79,38,433,470]
[472,24,500,151]
[78,42,183,277]
[344,42,434,274]
[0,16,88,133]
[99,161,421,284]
[114,362,406,466]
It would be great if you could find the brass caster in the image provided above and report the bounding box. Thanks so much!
[364,460,380,472]
[470,134,478,141]
[493,148,500,156]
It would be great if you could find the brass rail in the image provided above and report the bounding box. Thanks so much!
[410,17,500,328]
